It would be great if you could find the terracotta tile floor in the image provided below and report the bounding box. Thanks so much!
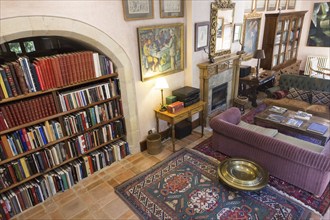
[11,126,330,220]
[12,129,212,220]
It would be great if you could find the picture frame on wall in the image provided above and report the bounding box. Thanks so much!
[233,23,242,42]
[267,0,278,11]
[287,0,296,9]
[242,11,262,59]
[137,23,184,81]
[122,0,154,21]
[195,22,210,51]
[160,0,184,18]
[279,0,287,10]
[255,0,266,11]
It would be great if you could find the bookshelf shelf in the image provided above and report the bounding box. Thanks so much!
[0,51,129,219]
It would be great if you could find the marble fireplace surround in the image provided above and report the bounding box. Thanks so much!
[198,54,241,123]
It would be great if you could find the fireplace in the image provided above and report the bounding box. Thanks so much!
[211,83,228,110]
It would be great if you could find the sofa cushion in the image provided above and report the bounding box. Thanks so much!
[306,104,330,119]
[263,98,310,112]
[238,121,278,137]
[273,90,288,99]
[274,133,324,153]
[311,90,330,106]
[286,87,310,103]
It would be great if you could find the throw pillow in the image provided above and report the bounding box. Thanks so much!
[273,90,288,99]
[286,88,310,103]
[311,90,330,106]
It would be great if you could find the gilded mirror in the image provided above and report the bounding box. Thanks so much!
[209,0,235,61]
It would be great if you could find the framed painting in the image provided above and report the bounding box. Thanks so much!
[242,11,262,59]
[287,0,296,9]
[279,0,287,10]
[122,0,154,21]
[267,0,278,11]
[255,0,266,11]
[233,23,242,42]
[160,0,184,18]
[137,23,184,81]
[195,22,210,51]
[307,2,330,47]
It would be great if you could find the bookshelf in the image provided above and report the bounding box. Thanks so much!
[260,11,307,71]
[0,51,129,219]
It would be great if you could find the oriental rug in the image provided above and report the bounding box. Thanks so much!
[115,148,316,219]
[194,138,330,216]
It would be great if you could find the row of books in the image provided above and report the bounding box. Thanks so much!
[0,143,67,190]
[0,140,129,219]
[0,94,57,131]
[63,100,121,136]
[0,51,115,100]
[67,120,125,157]
[0,120,64,160]
[59,80,120,112]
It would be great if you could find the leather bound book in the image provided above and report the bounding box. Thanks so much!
[12,62,29,94]
[6,105,19,127]
[14,101,27,124]
[0,66,13,97]
[63,54,73,85]
[77,52,86,81]
[45,57,56,89]
[50,57,61,88]
[3,64,18,96]
[0,135,13,158]
[0,68,9,99]
[58,55,68,86]
[34,97,43,119]
[33,63,45,90]
[8,63,22,95]
[28,64,41,91]
[86,51,95,80]
[167,101,184,113]
[0,77,5,100]
[69,54,78,84]
[0,107,12,128]
[6,164,17,184]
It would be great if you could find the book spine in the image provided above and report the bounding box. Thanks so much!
[12,62,29,94]
[0,67,13,98]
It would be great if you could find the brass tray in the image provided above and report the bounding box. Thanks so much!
[217,158,269,191]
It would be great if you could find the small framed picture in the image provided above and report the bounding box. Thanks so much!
[279,0,287,10]
[287,0,296,9]
[255,0,266,11]
[233,23,242,42]
[267,0,278,11]
[122,0,154,21]
[160,0,184,18]
[195,22,210,51]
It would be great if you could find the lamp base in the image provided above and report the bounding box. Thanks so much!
[160,105,167,112]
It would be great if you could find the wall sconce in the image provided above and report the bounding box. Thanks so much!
[253,49,265,78]
[155,77,169,111]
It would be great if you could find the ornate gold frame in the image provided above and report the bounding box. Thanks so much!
[242,10,262,60]
[209,0,235,61]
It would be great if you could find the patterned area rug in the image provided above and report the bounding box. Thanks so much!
[194,138,330,216]
[115,148,316,219]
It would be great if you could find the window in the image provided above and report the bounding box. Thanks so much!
[8,42,22,54]
[23,41,36,53]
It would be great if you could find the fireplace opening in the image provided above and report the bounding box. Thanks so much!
[211,83,228,110]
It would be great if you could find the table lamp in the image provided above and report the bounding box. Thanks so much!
[155,77,169,111]
[253,49,265,78]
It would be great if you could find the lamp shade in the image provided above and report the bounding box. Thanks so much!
[155,77,169,89]
[253,49,265,59]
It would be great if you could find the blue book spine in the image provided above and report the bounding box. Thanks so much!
[17,129,29,152]
[0,68,13,97]
[37,126,48,145]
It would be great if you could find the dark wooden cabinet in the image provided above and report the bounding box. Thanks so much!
[261,11,307,71]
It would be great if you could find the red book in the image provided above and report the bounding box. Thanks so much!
[30,185,40,205]
[86,51,95,79]
[50,57,61,88]
[76,52,85,82]
[69,54,78,84]
[0,110,9,130]
[54,56,64,87]
[44,57,55,89]
[87,155,94,174]
[14,101,27,124]
[6,164,17,183]
[0,198,10,220]
[12,61,29,94]
[63,54,73,84]
[22,128,32,151]
[8,62,22,95]
[8,104,20,126]
[33,63,45,90]
[1,106,14,128]
[58,55,68,86]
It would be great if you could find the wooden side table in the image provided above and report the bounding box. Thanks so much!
[154,101,205,152]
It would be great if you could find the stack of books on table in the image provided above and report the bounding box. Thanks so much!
[269,106,287,114]
[294,111,312,121]
[266,114,286,123]
[285,118,304,127]
[307,122,328,135]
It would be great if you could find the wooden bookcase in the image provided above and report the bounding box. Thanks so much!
[0,54,129,218]
[260,11,307,71]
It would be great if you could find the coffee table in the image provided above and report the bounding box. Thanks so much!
[254,106,330,146]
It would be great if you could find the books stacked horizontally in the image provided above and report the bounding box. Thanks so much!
[294,111,312,121]
[307,122,328,135]
[266,114,286,123]
[285,118,304,127]
[0,51,115,100]
[0,140,130,218]
[269,106,287,114]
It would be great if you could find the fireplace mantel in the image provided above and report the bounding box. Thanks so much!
[198,53,242,122]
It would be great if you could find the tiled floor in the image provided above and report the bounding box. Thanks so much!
[12,130,212,220]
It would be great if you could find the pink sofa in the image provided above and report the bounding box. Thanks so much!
[209,107,330,197]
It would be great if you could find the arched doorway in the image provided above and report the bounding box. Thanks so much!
[0,16,140,153]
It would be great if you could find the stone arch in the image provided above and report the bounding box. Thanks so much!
[0,16,140,153]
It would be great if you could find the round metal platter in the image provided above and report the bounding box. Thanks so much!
[217,158,269,191]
